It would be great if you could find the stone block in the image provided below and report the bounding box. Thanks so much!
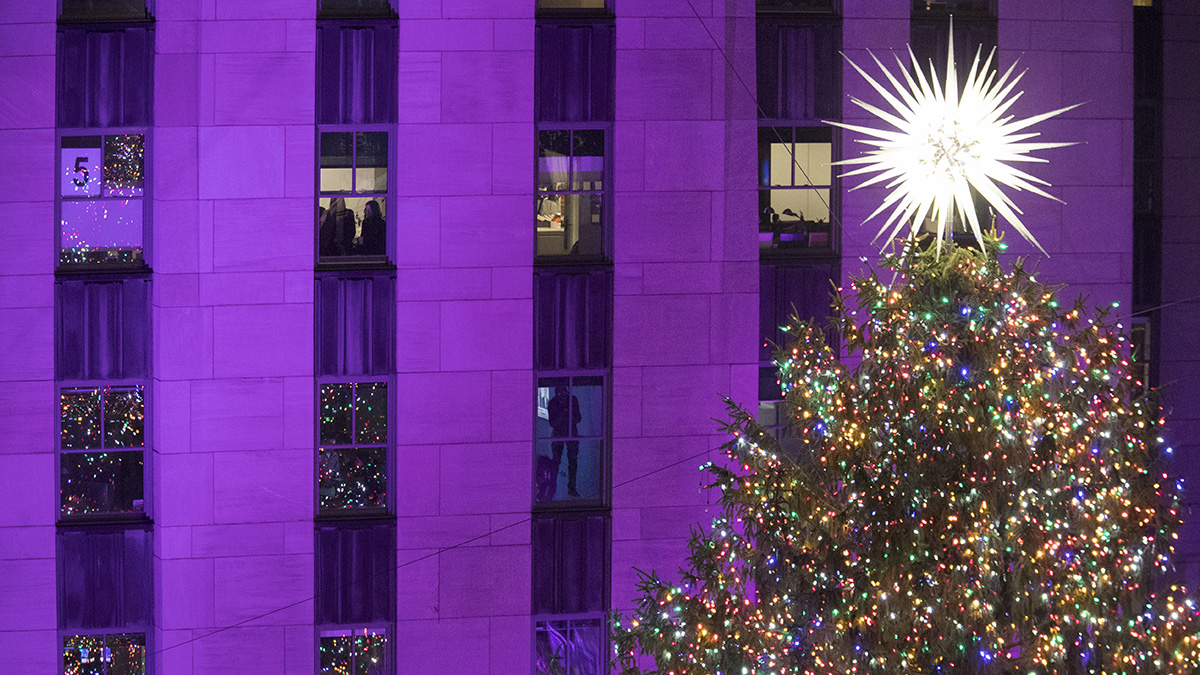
[439,442,528,516]
[442,50,533,123]
[160,557,216,629]
[440,195,530,268]
[193,626,287,674]
[214,53,314,126]
[199,271,287,306]
[639,364,731,437]
[157,453,215,526]
[199,126,286,199]
[0,130,53,200]
[395,124,492,197]
[154,380,193,453]
[213,448,311,522]
[396,372,491,445]
[0,308,51,382]
[212,198,312,272]
[490,369,532,443]
[0,629,55,675]
[191,379,284,453]
[0,559,55,630]
[614,293,711,367]
[0,525,52,561]
[612,435,710,509]
[614,191,712,263]
[213,554,310,625]
[396,268,491,302]
[400,19,495,52]
[155,306,214,381]
[391,197,442,268]
[440,299,531,371]
[490,614,532,674]
[438,545,529,617]
[154,126,200,201]
[0,55,53,130]
[201,20,287,53]
[193,523,285,558]
[396,301,441,372]
[397,52,442,124]
[492,122,534,195]
[395,618,490,671]
[396,514,490,550]
[614,121,646,192]
[617,49,713,122]
[0,380,51,456]
[644,121,725,192]
[153,200,202,274]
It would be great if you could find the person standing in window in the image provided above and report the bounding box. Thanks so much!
[547,386,582,498]
[358,199,386,256]
[320,197,357,257]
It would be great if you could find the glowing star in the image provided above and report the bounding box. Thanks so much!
[829,26,1080,256]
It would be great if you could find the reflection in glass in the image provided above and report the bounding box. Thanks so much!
[320,630,388,675]
[758,126,833,251]
[355,382,388,444]
[61,450,145,516]
[61,387,145,451]
[535,376,604,503]
[535,619,602,675]
[60,135,145,266]
[103,135,145,197]
[319,447,386,510]
[319,382,388,512]
[320,383,354,446]
[63,633,146,675]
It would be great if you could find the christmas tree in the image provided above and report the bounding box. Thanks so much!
[613,236,1200,674]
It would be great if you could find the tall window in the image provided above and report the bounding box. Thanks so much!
[756,8,840,254]
[315,523,394,672]
[56,7,153,672]
[535,22,613,261]
[532,515,608,675]
[57,26,152,269]
[316,20,397,264]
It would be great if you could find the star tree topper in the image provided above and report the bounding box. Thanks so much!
[829,25,1080,256]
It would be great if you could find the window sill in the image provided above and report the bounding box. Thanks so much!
[56,513,154,528]
[315,509,396,523]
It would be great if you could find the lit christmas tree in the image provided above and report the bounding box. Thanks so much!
[613,31,1200,675]
[614,237,1200,674]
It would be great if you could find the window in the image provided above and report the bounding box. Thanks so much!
[535,618,604,675]
[318,381,388,512]
[532,515,607,675]
[316,22,396,264]
[62,633,146,675]
[57,25,151,270]
[758,127,833,251]
[320,630,388,673]
[318,0,396,18]
[60,387,145,517]
[910,1,996,89]
[60,0,151,21]
[316,274,395,377]
[756,14,839,254]
[535,377,605,504]
[535,22,613,261]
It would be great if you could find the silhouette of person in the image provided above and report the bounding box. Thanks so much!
[319,198,356,257]
[546,385,582,498]
[358,199,386,256]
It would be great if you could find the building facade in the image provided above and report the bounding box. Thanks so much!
[0,0,1194,673]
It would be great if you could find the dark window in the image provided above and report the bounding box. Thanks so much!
[57,28,151,128]
[535,618,603,675]
[62,633,146,675]
[58,278,149,381]
[757,0,836,9]
[535,376,605,505]
[316,523,395,625]
[60,0,150,21]
[318,381,388,512]
[316,24,398,125]
[316,274,395,377]
[58,527,151,629]
[910,7,997,90]
[60,386,145,517]
[531,515,607,615]
[535,23,614,124]
[534,269,610,371]
[318,0,396,18]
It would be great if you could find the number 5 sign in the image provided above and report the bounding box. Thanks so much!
[61,143,101,197]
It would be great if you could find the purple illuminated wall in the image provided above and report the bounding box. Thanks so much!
[1,0,1192,673]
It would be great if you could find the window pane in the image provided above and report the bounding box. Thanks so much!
[107,634,147,675]
[62,389,102,450]
[535,439,602,503]
[321,635,353,673]
[568,620,603,675]
[61,450,144,516]
[320,132,354,194]
[319,447,386,510]
[103,387,144,448]
[538,130,572,190]
[570,378,603,438]
[103,134,145,197]
[535,193,603,257]
[63,634,105,675]
[319,197,387,258]
[355,131,388,193]
[759,189,832,250]
[535,619,603,675]
[353,632,387,675]
[320,631,388,675]
[354,382,388,444]
[61,136,102,197]
[572,130,604,191]
[60,199,144,265]
[535,623,568,675]
[320,383,354,445]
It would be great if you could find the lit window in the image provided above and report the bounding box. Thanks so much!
[57,135,145,267]
[758,127,833,250]
[318,131,389,260]
[536,130,605,258]
[318,382,388,512]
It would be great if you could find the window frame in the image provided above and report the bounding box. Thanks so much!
[55,127,152,273]
[534,124,613,264]
[314,377,393,517]
[315,124,394,268]
[57,382,150,523]
[533,373,610,508]
[317,627,392,675]
[60,630,149,675]
[756,11,841,259]
[530,512,610,675]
